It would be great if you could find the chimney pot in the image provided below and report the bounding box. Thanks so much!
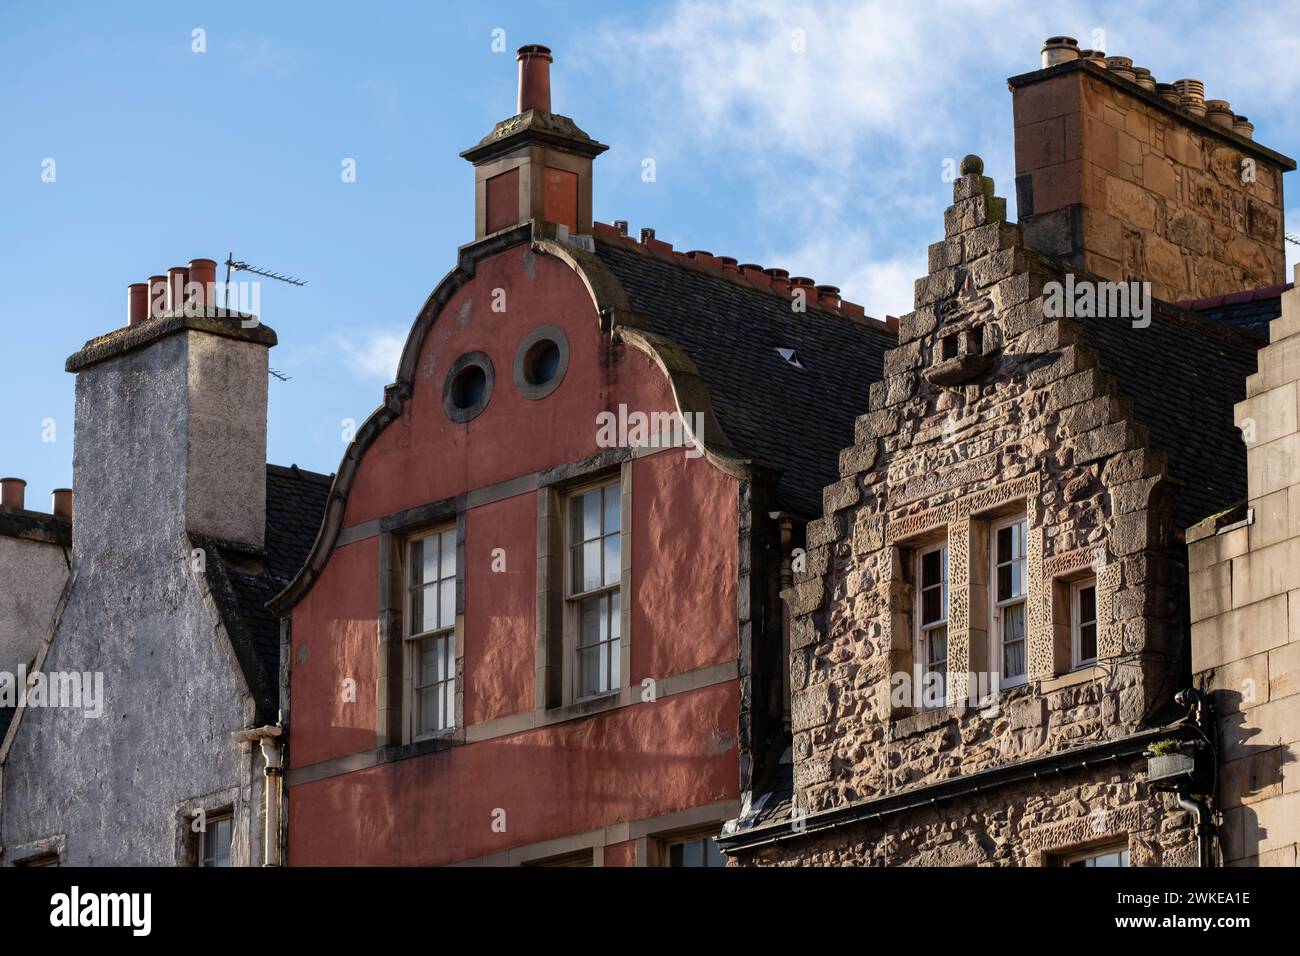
[517,44,553,114]
[166,266,190,316]
[1205,99,1235,128]
[1,477,26,511]
[51,488,72,520]
[764,267,791,292]
[189,258,218,309]
[613,219,629,236]
[148,275,169,320]
[717,256,740,274]
[128,282,149,326]
[815,284,842,308]
[1233,115,1254,139]
[1040,36,1079,68]
[1173,79,1206,116]
[1103,56,1136,83]
[639,227,656,244]
[1131,67,1155,91]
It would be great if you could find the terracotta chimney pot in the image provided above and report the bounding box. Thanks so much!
[128,282,149,326]
[517,44,553,114]
[52,488,73,519]
[1,477,26,511]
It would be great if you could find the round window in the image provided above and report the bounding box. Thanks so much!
[442,352,494,423]
[524,339,561,386]
[513,326,569,400]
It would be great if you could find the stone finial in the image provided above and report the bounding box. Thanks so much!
[960,154,984,176]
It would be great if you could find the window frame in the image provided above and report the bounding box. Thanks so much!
[990,514,1029,689]
[404,525,459,741]
[563,478,624,702]
[1071,577,1099,669]
[1061,843,1130,867]
[913,540,949,710]
[197,811,234,868]
[659,830,727,868]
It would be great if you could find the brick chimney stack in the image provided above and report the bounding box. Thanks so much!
[1010,39,1295,302]
[461,44,608,241]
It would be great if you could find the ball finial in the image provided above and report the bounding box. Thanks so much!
[960,154,984,176]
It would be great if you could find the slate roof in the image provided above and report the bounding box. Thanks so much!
[1075,297,1271,531]
[592,237,898,517]
[1176,284,1291,340]
[218,464,332,715]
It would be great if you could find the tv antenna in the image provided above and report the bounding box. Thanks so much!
[222,251,307,308]
[1286,232,1300,247]
[223,252,307,383]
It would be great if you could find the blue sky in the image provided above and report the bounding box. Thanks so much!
[4,1,1299,506]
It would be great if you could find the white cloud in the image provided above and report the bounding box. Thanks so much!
[590,0,1300,315]
[334,329,405,382]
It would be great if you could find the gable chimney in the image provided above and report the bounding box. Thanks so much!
[1010,40,1295,301]
[65,261,276,556]
[461,44,608,240]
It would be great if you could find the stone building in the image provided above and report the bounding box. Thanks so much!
[1187,275,1300,866]
[0,278,329,866]
[274,45,898,866]
[721,40,1293,866]
[0,481,71,745]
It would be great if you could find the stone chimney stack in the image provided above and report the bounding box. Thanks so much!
[460,44,608,241]
[65,261,275,556]
[1010,39,1295,302]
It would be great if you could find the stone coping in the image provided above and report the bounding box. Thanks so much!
[66,309,277,373]
[1007,59,1296,171]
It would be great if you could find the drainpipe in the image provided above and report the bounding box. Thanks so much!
[1178,794,1214,868]
[771,512,797,732]
[231,725,284,866]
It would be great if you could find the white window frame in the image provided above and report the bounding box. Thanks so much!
[914,541,948,709]
[990,515,1028,689]
[1062,843,1129,867]
[1071,577,1098,669]
[197,812,233,868]
[565,479,623,701]
[405,526,457,740]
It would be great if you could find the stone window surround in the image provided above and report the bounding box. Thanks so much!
[442,350,495,424]
[513,324,570,401]
[5,832,66,867]
[884,472,1117,716]
[538,461,633,709]
[403,524,463,744]
[909,535,949,711]
[448,798,740,867]
[174,787,241,867]
[646,823,729,868]
[378,509,467,749]
[1070,577,1098,668]
[988,511,1030,689]
[1030,822,1142,868]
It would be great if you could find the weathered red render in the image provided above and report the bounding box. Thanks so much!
[287,244,743,865]
[289,685,738,866]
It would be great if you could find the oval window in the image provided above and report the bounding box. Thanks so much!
[442,352,494,423]
[513,326,569,400]
[450,364,487,408]
[524,339,561,386]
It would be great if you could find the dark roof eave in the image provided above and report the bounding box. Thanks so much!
[717,724,1188,855]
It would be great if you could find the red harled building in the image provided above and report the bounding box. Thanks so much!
[272,45,896,865]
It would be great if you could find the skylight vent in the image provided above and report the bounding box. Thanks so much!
[775,347,805,369]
